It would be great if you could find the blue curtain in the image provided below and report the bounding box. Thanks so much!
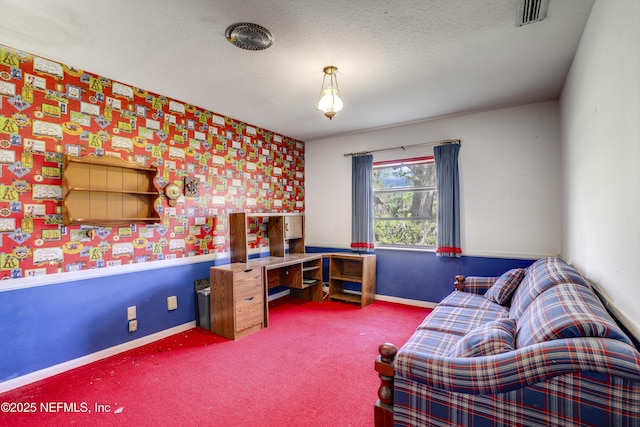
[434,143,461,257]
[351,154,374,252]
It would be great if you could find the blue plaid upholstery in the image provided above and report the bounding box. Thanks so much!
[460,276,498,295]
[448,318,516,358]
[394,368,640,427]
[509,257,590,319]
[391,257,640,426]
[439,291,505,312]
[417,305,508,336]
[516,283,633,348]
[484,268,526,305]
[400,328,462,358]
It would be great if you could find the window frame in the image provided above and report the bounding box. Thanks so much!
[372,155,437,250]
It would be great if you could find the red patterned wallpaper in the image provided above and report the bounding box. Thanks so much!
[0,44,305,280]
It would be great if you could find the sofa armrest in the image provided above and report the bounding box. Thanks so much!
[395,337,640,395]
[454,276,498,294]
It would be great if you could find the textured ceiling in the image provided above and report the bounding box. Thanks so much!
[0,0,595,141]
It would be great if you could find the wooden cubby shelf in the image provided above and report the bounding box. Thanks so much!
[328,253,377,308]
[62,155,161,226]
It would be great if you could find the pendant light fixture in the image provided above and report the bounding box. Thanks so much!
[315,66,343,120]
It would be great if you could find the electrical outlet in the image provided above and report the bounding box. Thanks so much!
[128,319,138,332]
[127,306,136,320]
[167,296,178,311]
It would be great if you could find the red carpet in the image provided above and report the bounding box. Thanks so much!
[0,297,431,426]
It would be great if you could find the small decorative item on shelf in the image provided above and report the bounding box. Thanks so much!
[164,183,182,207]
[184,177,200,197]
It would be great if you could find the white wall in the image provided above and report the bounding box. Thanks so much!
[560,0,640,334]
[305,100,562,259]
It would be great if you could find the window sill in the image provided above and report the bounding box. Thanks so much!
[374,245,436,253]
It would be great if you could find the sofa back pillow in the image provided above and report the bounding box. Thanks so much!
[484,268,525,305]
[449,318,516,358]
[509,257,590,320]
[515,284,632,348]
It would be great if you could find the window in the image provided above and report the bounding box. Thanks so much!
[373,156,437,248]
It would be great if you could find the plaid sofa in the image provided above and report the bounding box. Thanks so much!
[392,257,640,426]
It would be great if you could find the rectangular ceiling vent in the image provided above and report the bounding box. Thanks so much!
[516,0,550,26]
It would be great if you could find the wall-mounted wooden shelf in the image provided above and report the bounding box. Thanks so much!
[62,155,161,226]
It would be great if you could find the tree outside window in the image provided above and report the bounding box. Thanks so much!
[373,156,437,247]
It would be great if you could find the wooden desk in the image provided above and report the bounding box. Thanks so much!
[210,253,324,335]
[248,254,325,319]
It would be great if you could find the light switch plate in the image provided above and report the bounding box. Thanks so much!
[127,306,136,320]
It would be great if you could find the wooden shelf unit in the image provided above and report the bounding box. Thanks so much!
[328,253,377,308]
[62,155,160,226]
[302,257,322,287]
[227,212,323,303]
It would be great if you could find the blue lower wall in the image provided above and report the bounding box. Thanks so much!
[307,246,536,302]
[0,260,221,383]
[0,249,537,384]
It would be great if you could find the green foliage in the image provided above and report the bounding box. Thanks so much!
[374,219,437,246]
[373,160,437,247]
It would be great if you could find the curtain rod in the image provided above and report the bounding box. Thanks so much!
[343,138,461,157]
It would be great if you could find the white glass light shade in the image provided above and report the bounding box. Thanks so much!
[316,66,343,120]
[316,88,344,119]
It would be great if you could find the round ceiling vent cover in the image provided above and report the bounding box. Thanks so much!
[225,22,274,51]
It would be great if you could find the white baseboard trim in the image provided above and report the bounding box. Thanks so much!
[0,321,196,394]
[375,294,438,309]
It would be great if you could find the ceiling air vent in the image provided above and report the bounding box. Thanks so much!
[225,22,274,51]
[516,0,550,26]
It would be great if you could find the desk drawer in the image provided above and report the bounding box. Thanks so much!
[233,268,264,333]
[235,295,263,332]
[233,268,263,301]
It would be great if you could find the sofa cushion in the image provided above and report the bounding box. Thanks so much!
[399,328,463,359]
[419,305,508,336]
[509,257,590,319]
[448,318,516,357]
[439,291,505,312]
[516,284,632,348]
[483,268,525,305]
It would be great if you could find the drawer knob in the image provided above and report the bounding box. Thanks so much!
[244,296,254,302]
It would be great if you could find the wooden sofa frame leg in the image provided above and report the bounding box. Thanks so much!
[375,343,398,427]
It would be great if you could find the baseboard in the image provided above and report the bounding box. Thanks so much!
[374,294,438,309]
[0,321,196,394]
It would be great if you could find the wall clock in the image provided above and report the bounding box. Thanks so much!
[164,183,181,207]
[184,177,200,198]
